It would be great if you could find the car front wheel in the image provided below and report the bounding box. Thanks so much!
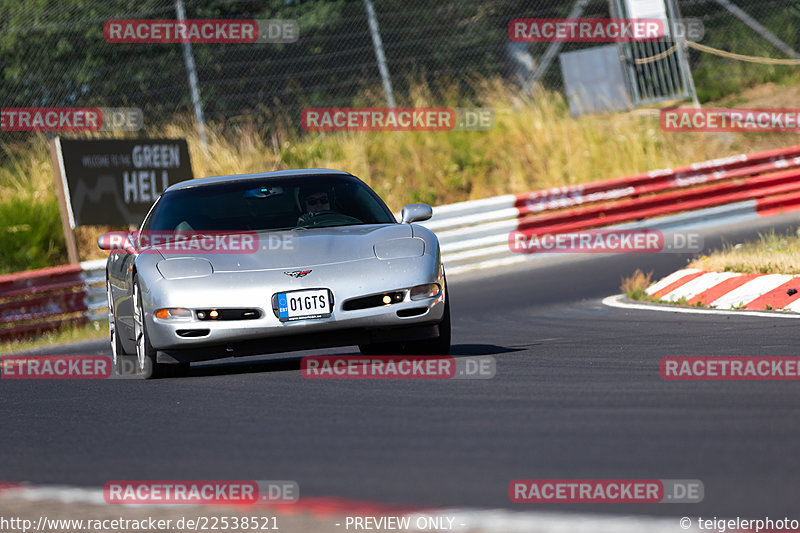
[133,278,187,378]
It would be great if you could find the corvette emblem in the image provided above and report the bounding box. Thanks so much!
[284,270,312,278]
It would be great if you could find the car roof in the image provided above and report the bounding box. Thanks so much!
[165,168,356,193]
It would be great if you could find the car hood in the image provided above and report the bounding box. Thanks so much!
[153,224,414,273]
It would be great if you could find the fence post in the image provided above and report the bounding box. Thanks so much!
[175,0,209,150]
[363,0,397,108]
[715,0,800,59]
[48,138,80,265]
[529,0,591,88]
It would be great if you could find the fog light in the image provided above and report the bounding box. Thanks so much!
[382,295,392,304]
[154,308,193,320]
[210,309,219,318]
[410,283,441,301]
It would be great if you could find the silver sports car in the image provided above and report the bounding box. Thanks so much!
[99,169,450,378]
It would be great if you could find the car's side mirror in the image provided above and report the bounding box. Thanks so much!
[400,203,433,224]
[98,231,136,254]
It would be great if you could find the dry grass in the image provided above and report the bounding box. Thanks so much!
[620,268,654,301]
[621,268,707,307]
[3,79,800,266]
[690,229,800,274]
[161,79,800,211]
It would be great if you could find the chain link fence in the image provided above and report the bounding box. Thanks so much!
[1,0,799,134]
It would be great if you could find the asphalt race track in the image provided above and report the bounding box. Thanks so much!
[3,212,800,519]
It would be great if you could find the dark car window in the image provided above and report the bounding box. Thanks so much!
[147,174,395,232]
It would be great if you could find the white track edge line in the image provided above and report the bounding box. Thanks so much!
[602,294,800,319]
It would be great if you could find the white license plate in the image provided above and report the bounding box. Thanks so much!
[277,289,331,321]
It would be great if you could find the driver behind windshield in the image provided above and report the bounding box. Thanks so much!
[297,185,333,225]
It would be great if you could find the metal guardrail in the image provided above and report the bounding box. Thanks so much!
[425,144,800,274]
[81,259,108,322]
[0,260,108,342]
[3,144,800,341]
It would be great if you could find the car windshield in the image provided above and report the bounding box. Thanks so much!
[145,174,396,232]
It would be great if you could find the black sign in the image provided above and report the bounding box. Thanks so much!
[56,138,193,227]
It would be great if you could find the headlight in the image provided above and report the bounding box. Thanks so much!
[156,258,213,279]
[154,308,193,320]
[374,238,425,259]
[410,283,441,300]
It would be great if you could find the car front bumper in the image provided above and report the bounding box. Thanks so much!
[140,257,446,362]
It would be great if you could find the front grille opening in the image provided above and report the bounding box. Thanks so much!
[397,307,427,318]
[343,291,405,311]
[176,329,210,338]
[195,308,262,321]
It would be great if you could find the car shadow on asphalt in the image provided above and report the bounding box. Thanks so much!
[159,343,522,379]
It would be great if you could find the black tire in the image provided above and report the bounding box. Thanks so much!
[358,278,451,356]
[404,288,451,355]
[358,341,396,356]
[133,277,172,379]
[170,362,191,377]
[107,281,128,375]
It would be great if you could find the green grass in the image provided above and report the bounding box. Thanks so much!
[622,269,709,308]
[0,197,65,273]
[626,291,712,308]
[687,3,800,102]
[691,228,800,274]
[0,319,109,355]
